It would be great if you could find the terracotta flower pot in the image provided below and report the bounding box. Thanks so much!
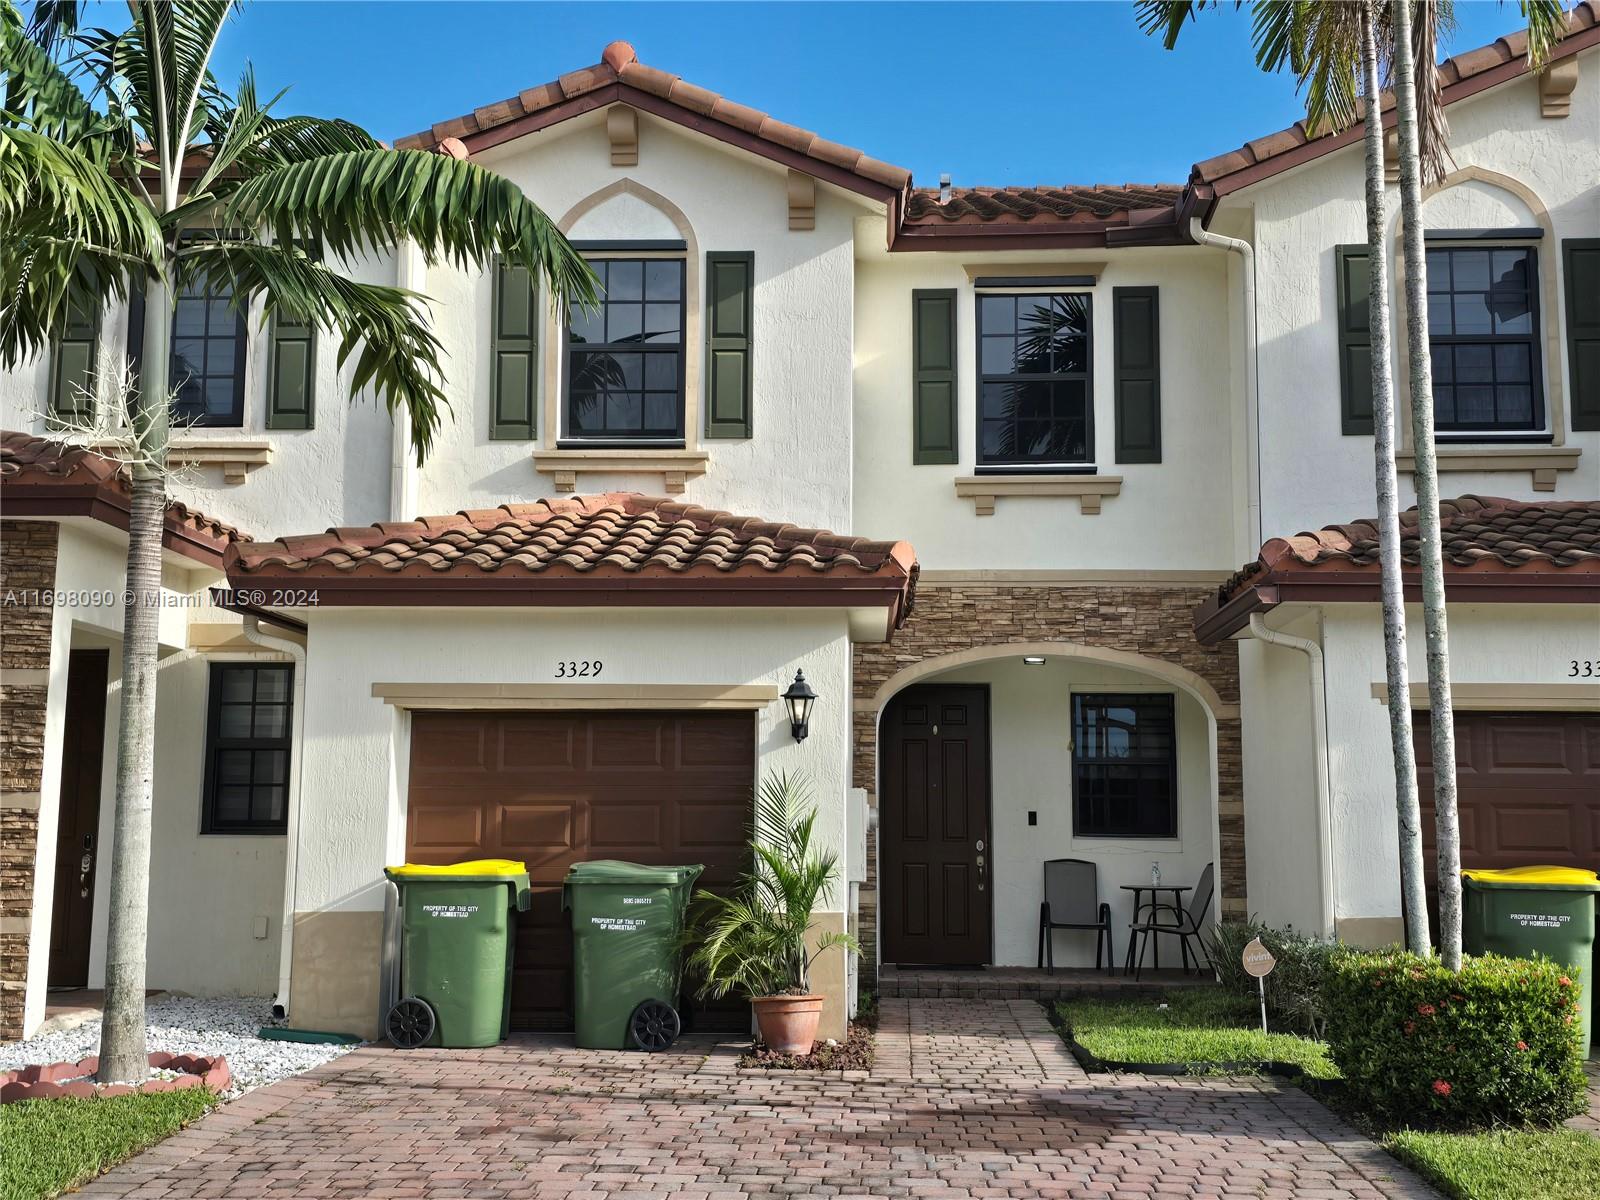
[751,993,825,1055]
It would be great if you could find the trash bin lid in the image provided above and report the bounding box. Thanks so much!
[385,858,528,881]
[1462,865,1600,891]
[563,860,703,886]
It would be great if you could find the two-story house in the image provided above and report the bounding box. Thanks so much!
[3,7,1596,1045]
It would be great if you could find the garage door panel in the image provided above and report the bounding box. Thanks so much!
[1490,804,1579,855]
[407,710,754,1030]
[1485,721,1578,772]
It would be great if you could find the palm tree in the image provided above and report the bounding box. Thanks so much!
[1136,0,1431,954]
[0,0,594,1080]
[1387,0,1563,970]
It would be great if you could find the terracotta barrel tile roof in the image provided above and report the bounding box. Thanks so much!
[903,184,1183,227]
[1191,1,1597,192]
[227,494,918,624]
[394,39,912,194]
[1197,497,1600,642]
[1,430,248,564]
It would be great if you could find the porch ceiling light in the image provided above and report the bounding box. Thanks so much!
[782,670,818,743]
[1023,655,1046,666]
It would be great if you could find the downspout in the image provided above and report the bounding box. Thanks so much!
[239,615,307,1019]
[1187,217,1262,560]
[1243,614,1336,937]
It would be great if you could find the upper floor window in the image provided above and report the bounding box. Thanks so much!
[171,268,248,426]
[564,257,685,443]
[1427,246,1543,436]
[978,292,1091,467]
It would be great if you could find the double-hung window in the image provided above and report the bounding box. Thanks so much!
[1072,693,1177,839]
[1426,245,1543,436]
[977,292,1092,468]
[564,256,686,443]
[202,663,293,834]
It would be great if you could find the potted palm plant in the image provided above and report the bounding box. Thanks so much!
[686,771,859,1056]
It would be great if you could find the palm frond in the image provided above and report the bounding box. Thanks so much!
[221,148,597,309]
[1,4,119,155]
[1133,1,1232,51]
[1410,0,1453,186]
[179,239,451,460]
[23,0,80,55]
[1517,1,1568,69]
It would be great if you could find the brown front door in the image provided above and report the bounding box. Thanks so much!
[880,684,993,965]
[1414,710,1600,935]
[48,649,109,987]
[405,710,754,1030]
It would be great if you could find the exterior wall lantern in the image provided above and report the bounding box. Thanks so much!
[782,670,818,743]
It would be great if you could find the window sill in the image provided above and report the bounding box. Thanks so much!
[98,436,273,485]
[954,473,1123,516]
[1394,444,1580,492]
[531,447,710,494]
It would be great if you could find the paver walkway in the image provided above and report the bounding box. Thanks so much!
[79,999,1436,1199]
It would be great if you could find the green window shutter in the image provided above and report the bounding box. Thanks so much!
[490,256,537,440]
[912,288,957,464]
[1112,286,1161,463]
[1335,244,1375,436]
[1564,238,1600,431]
[704,251,754,439]
[50,284,100,423]
[266,296,316,431]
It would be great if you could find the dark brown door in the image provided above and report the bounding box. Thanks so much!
[48,649,109,987]
[880,684,992,965]
[1414,710,1600,935]
[406,710,754,1030]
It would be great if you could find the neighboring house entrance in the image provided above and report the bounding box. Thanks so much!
[879,684,993,966]
[404,710,754,1030]
[1414,710,1600,930]
[48,649,108,987]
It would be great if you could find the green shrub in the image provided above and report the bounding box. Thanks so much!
[1324,949,1586,1130]
[1206,918,1341,1038]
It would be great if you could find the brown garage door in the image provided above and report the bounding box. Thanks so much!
[1414,711,1600,931]
[406,710,754,1030]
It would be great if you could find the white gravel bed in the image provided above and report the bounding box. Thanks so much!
[0,995,363,1098]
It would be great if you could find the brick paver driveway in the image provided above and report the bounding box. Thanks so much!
[80,999,1435,1199]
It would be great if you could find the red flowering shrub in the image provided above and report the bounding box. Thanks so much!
[1325,950,1586,1130]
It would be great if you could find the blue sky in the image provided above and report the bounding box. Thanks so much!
[200,0,1529,187]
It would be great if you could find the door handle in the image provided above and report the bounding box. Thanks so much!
[975,839,985,892]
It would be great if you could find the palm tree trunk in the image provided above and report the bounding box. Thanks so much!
[97,272,171,1082]
[1392,0,1463,970]
[1361,0,1430,957]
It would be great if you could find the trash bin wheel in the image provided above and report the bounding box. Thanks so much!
[628,999,681,1052]
[386,997,436,1049]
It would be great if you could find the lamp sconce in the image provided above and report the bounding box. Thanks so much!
[781,669,818,743]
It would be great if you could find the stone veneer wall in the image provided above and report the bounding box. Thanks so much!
[852,582,1244,989]
[1,520,58,1038]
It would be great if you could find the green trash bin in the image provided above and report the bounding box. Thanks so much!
[1463,865,1599,1050]
[563,860,703,1051]
[383,859,531,1049]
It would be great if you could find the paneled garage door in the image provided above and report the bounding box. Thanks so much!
[406,711,754,1030]
[1415,710,1600,911]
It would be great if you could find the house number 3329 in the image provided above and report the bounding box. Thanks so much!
[556,660,603,678]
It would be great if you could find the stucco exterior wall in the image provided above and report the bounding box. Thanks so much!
[1241,57,1600,540]
[852,248,1239,571]
[287,605,854,1039]
[419,111,862,533]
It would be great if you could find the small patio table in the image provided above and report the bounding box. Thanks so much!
[1119,884,1192,974]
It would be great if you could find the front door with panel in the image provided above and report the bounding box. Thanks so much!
[48,649,109,987]
[880,684,993,965]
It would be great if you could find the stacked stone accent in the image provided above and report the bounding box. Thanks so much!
[852,581,1244,989]
[1,520,58,1038]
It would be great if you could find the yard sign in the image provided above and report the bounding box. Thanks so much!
[1241,937,1276,1034]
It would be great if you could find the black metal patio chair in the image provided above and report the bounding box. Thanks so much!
[1131,861,1214,980]
[1038,858,1113,974]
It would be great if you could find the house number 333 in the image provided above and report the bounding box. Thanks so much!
[556,660,603,678]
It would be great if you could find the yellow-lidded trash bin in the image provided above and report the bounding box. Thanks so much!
[1462,865,1598,1050]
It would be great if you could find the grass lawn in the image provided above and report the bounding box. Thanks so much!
[1053,989,1340,1079]
[0,1088,215,1200]
[1384,1128,1600,1200]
